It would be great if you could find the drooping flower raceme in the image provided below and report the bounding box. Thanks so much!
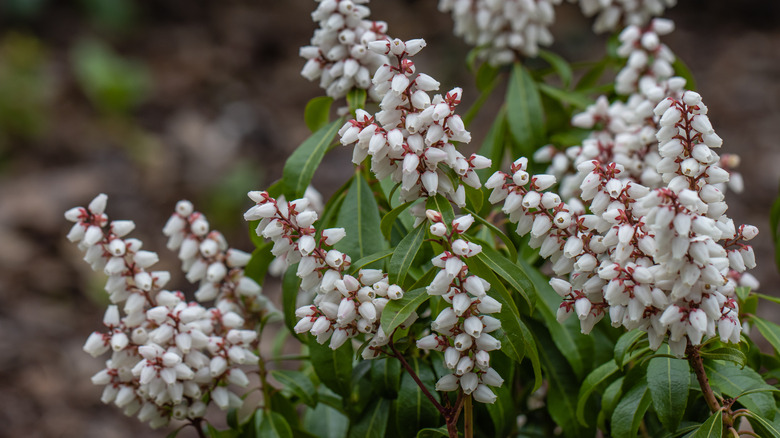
[66,195,265,428]
[438,0,561,63]
[339,38,491,207]
[243,190,414,356]
[575,0,677,33]
[300,0,390,99]
[415,210,504,404]
[487,92,757,357]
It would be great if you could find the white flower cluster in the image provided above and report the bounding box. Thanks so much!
[487,93,758,356]
[537,19,742,202]
[339,38,491,206]
[243,191,413,356]
[438,0,561,63]
[575,0,677,33]
[415,210,504,404]
[300,0,390,98]
[66,195,264,428]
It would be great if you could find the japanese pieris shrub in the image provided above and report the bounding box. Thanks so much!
[65,1,780,437]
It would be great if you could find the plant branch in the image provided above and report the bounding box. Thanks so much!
[464,395,473,438]
[191,418,207,438]
[388,338,446,416]
[686,343,721,414]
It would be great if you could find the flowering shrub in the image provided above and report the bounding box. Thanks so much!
[65,1,780,437]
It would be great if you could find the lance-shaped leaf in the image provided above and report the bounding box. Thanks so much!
[395,357,440,437]
[335,174,385,260]
[380,201,414,240]
[506,62,545,158]
[255,411,294,438]
[705,360,776,419]
[347,248,394,275]
[309,337,353,400]
[472,245,532,311]
[611,379,652,438]
[304,403,349,438]
[476,107,507,182]
[614,330,647,370]
[389,223,426,287]
[270,370,318,408]
[691,410,723,438]
[282,118,344,199]
[538,49,573,88]
[745,411,780,438]
[751,316,780,355]
[647,354,690,431]
[370,357,401,398]
[576,359,619,426]
[282,264,303,340]
[425,194,455,225]
[348,398,390,438]
[380,287,429,335]
[347,88,367,114]
[305,96,333,132]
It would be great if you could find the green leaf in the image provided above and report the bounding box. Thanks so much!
[282,118,344,199]
[303,402,349,438]
[476,107,507,182]
[370,357,401,398]
[389,223,426,287]
[575,60,607,92]
[380,287,430,335]
[486,383,515,437]
[347,88,367,114]
[396,357,439,437]
[416,427,449,438]
[425,194,455,225]
[348,398,390,438]
[347,248,394,275]
[271,370,318,407]
[506,62,545,157]
[751,316,780,355]
[304,96,333,133]
[647,355,690,431]
[380,201,415,240]
[465,208,518,261]
[705,360,776,419]
[256,411,293,438]
[335,174,385,260]
[614,330,647,370]
[244,242,274,286]
[472,245,532,311]
[576,359,619,426]
[672,57,696,91]
[691,410,723,438]
[538,49,573,88]
[699,346,747,367]
[309,337,353,400]
[745,411,780,438]
[282,264,303,340]
[611,379,652,438]
[537,83,593,109]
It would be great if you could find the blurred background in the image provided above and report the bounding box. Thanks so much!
[0,0,777,436]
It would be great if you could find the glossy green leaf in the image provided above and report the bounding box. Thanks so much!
[611,379,652,438]
[699,346,747,367]
[282,264,303,340]
[348,248,394,275]
[256,411,293,438]
[425,194,455,225]
[380,287,429,335]
[271,370,318,407]
[465,208,518,261]
[614,330,647,370]
[576,359,619,426]
[396,357,439,437]
[751,316,780,355]
[506,62,545,157]
[348,398,390,438]
[309,337,353,400]
[335,174,385,260]
[304,96,333,132]
[389,223,426,287]
[282,118,343,199]
[538,49,573,87]
[691,410,723,438]
[705,360,776,419]
[303,401,349,438]
[745,410,780,438]
[347,88,367,114]
[380,201,415,240]
[472,245,532,310]
[647,355,690,431]
[537,83,593,109]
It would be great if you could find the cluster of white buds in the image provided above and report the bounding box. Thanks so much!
[575,0,677,33]
[339,38,491,207]
[300,0,390,98]
[438,0,561,63]
[415,210,504,404]
[487,93,758,357]
[537,19,743,203]
[244,191,413,355]
[66,195,264,428]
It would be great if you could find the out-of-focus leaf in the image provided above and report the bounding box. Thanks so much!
[271,370,318,407]
[395,357,439,437]
[282,118,344,199]
[304,96,333,132]
[476,107,507,182]
[537,83,594,109]
[576,359,619,426]
[539,49,573,88]
[347,88,367,114]
[347,248,394,275]
[380,201,414,240]
[348,398,390,438]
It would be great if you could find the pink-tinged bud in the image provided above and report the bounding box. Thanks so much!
[310,316,331,336]
[452,215,475,233]
[532,174,556,190]
[741,225,758,240]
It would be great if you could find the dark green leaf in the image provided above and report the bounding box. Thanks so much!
[745,411,780,438]
[348,248,394,275]
[486,383,515,437]
[256,411,294,438]
[538,49,573,87]
[465,208,518,261]
[476,107,507,182]
[705,360,776,419]
[380,201,415,240]
[537,83,593,109]
[699,346,747,367]
[576,359,619,426]
[614,330,647,370]
[244,242,274,286]
[691,410,722,438]
[575,61,607,92]
[309,337,353,400]
[282,118,344,199]
[304,96,333,133]
[380,287,430,335]
[751,316,780,356]
[611,379,652,438]
[389,223,426,287]
[271,370,318,407]
[282,264,303,340]
[425,194,455,225]
[335,174,385,260]
[416,427,449,438]
[347,88,367,114]
[396,358,439,437]
[303,401,349,438]
[506,62,545,157]
[472,245,532,311]
[348,398,390,438]
[647,355,690,431]
[370,357,401,398]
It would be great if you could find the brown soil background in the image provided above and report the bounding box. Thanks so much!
[0,1,777,437]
